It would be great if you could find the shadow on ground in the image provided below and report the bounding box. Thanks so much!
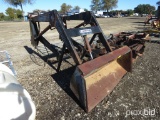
[134,26,145,30]
[50,66,83,109]
[24,45,83,110]
[132,21,146,30]
[127,17,143,19]
[132,22,145,24]
[24,46,57,70]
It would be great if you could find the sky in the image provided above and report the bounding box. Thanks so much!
[0,0,159,15]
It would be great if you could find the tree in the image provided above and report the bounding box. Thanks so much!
[4,0,34,11]
[33,9,41,13]
[16,9,23,18]
[5,7,16,19]
[134,4,155,15]
[0,13,5,21]
[3,0,34,21]
[67,5,72,11]
[32,9,46,14]
[3,0,34,12]
[157,1,160,5]
[90,0,101,12]
[5,7,23,20]
[60,3,67,13]
[127,9,134,16]
[74,6,80,10]
[101,0,118,13]
[84,8,88,11]
[60,3,72,13]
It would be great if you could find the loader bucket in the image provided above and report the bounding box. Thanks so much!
[70,46,132,112]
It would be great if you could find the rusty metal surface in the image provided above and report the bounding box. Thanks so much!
[78,46,132,76]
[84,60,127,112]
[107,31,149,62]
[36,25,51,40]
[133,44,144,52]
[72,46,132,112]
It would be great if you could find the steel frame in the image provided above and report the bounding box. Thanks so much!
[28,10,149,71]
[28,10,112,71]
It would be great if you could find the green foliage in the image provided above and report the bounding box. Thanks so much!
[67,5,72,11]
[90,0,101,12]
[60,3,72,13]
[60,3,67,13]
[3,16,10,21]
[84,8,88,11]
[3,0,33,6]
[91,0,118,12]
[127,9,134,16]
[33,9,41,13]
[110,9,134,16]
[134,4,155,14]
[101,0,118,12]
[16,9,23,18]
[3,0,34,12]
[5,7,16,19]
[5,7,23,20]
[0,13,5,21]
[74,6,80,10]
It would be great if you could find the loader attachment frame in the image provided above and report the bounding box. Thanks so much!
[28,10,147,112]
[28,10,112,70]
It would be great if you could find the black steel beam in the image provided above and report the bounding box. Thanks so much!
[30,12,51,22]
[66,26,101,37]
[52,10,82,65]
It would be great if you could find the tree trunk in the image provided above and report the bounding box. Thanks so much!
[19,2,25,21]
[20,2,23,12]
[157,6,160,19]
[107,9,109,14]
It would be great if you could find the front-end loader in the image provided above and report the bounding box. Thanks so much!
[28,10,148,112]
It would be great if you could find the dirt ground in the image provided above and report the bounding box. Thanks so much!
[0,17,160,120]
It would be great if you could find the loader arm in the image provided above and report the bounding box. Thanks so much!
[28,10,147,112]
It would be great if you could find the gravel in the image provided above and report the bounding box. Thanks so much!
[19,42,160,120]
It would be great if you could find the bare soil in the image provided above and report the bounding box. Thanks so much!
[0,17,160,120]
